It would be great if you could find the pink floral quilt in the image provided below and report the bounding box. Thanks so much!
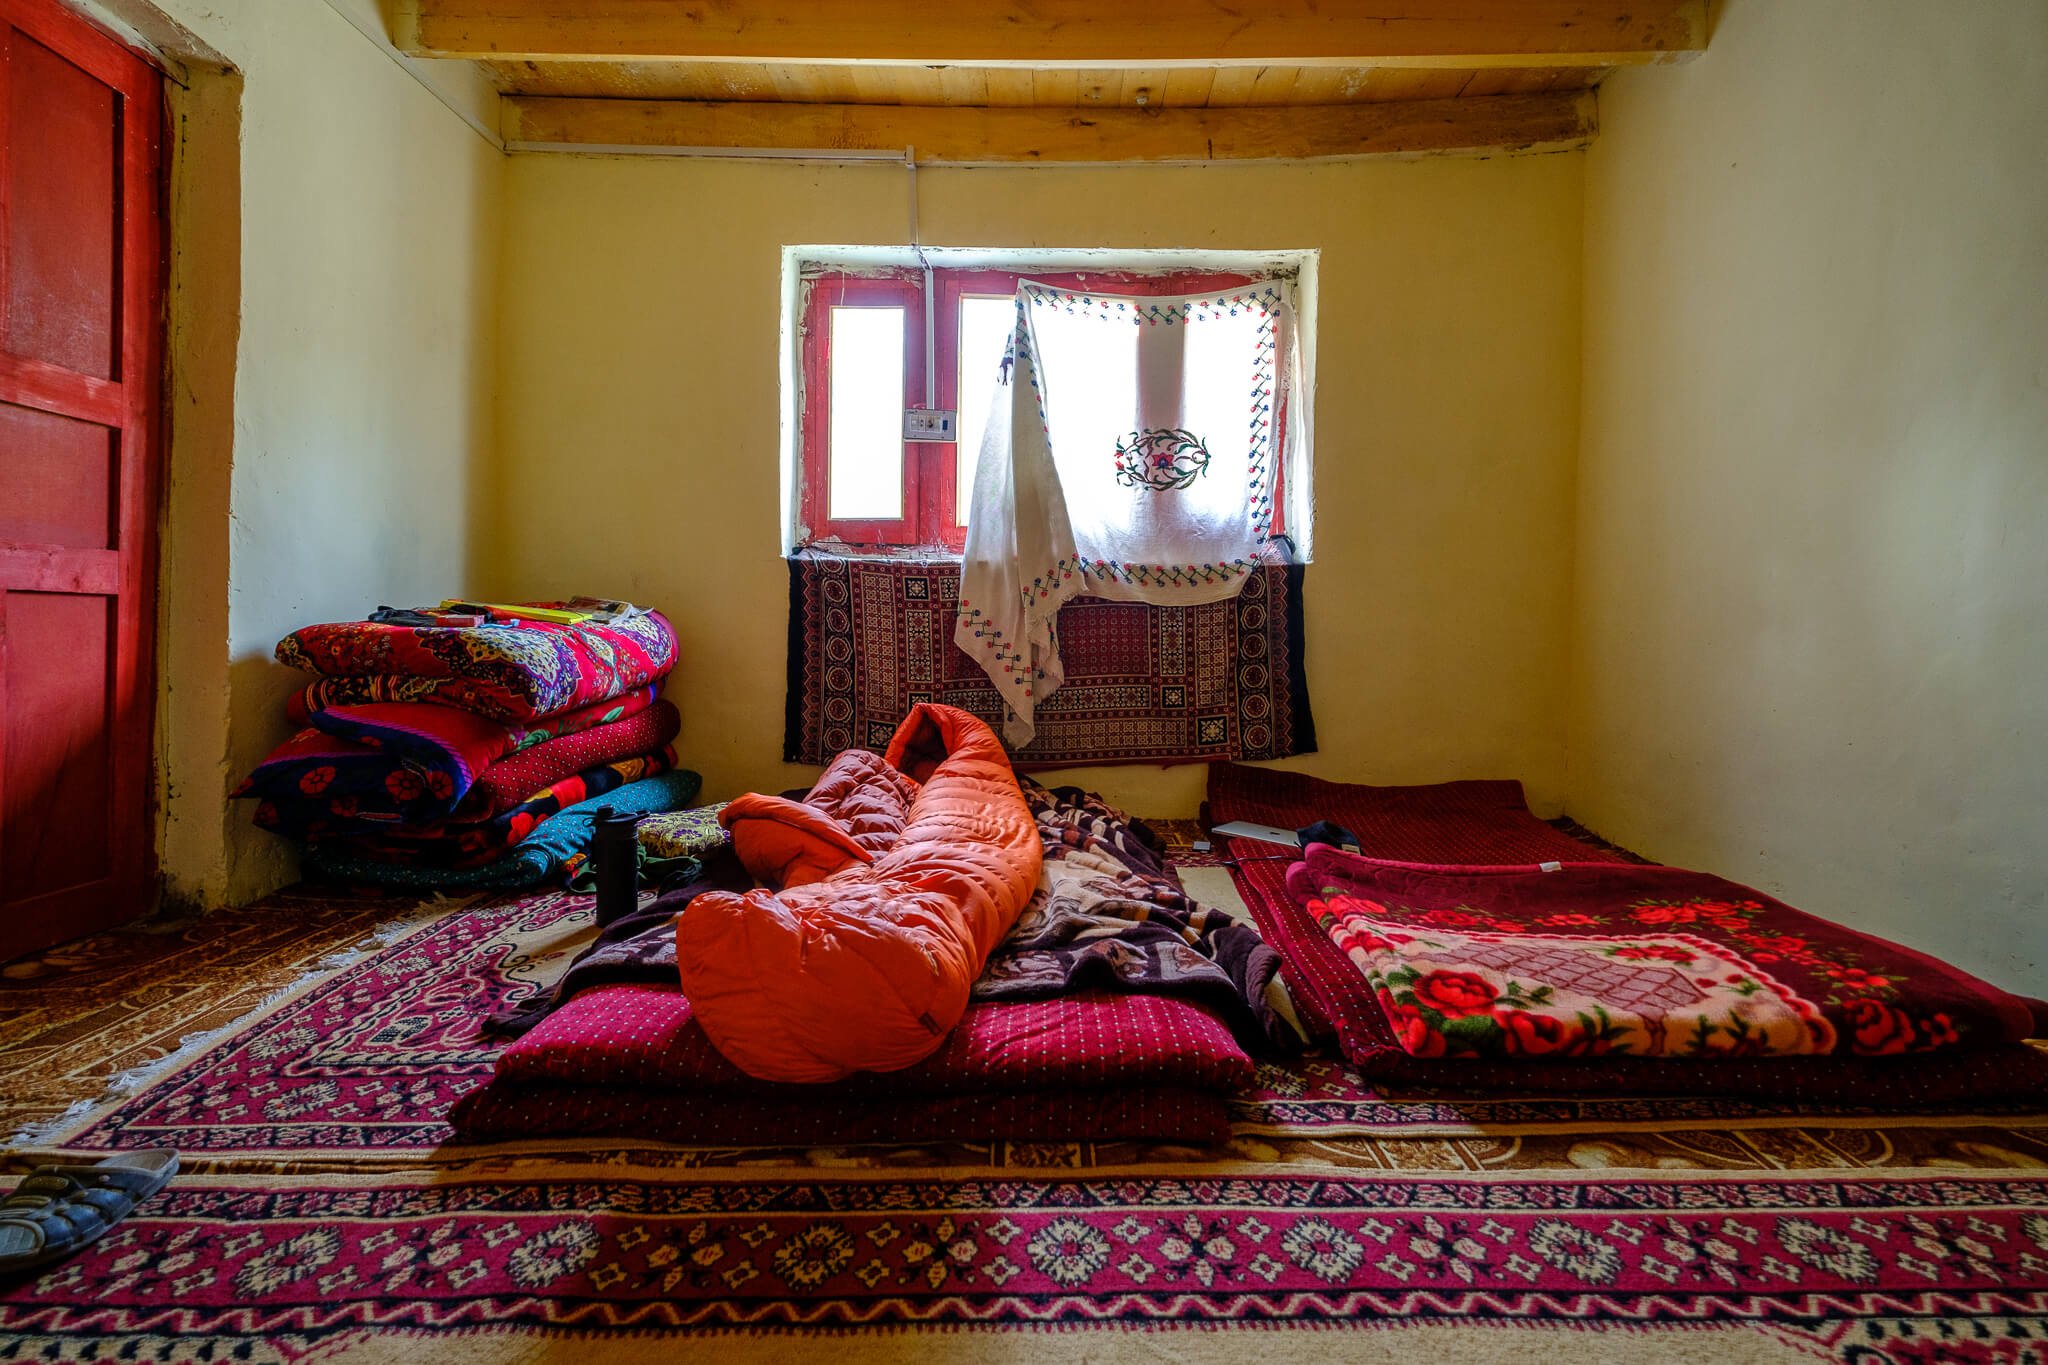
[1289,844,2047,1063]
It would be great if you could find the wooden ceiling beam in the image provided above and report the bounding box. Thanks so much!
[414,1,1705,68]
[501,90,1597,163]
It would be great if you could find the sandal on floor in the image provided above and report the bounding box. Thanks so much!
[0,1149,178,1274]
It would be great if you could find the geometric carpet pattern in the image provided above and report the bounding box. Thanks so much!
[4,875,2046,1361]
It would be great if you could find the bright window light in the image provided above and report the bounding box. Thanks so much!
[1029,303,1138,495]
[1180,308,1268,524]
[828,306,905,520]
[955,295,1014,524]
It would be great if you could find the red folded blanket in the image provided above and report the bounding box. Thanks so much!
[242,699,676,834]
[290,685,658,765]
[1212,766,2048,1105]
[491,983,1255,1098]
[1209,767,1625,1040]
[464,701,679,816]
[1291,843,2048,1060]
[277,605,677,722]
[448,1083,1230,1145]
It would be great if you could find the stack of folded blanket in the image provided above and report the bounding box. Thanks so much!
[234,599,700,889]
[1210,764,2048,1105]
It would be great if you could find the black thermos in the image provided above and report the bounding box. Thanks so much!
[590,806,641,927]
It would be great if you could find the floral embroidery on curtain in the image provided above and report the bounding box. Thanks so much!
[956,279,1304,745]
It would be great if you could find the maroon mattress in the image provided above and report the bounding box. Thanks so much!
[449,985,1252,1144]
[493,983,1253,1095]
[1209,764,1627,867]
[1213,766,2048,1106]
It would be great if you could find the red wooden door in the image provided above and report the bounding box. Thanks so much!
[0,0,162,959]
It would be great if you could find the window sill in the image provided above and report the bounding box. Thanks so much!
[792,541,1309,567]
[792,542,963,564]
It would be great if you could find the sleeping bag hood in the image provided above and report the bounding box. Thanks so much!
[674,704,1040,1082]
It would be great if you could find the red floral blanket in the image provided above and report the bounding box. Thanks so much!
[276,605,676,722]
[1289,844,2047,1062]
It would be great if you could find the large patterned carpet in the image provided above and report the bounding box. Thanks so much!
[3,871,2046,1361]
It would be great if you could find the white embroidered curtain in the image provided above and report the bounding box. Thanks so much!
[956,278,1304,746]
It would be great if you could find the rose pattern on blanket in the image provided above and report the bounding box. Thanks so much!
[1299,856,2036,1062]
[1309,893,1838,1059]
[6,1173,2048,1359]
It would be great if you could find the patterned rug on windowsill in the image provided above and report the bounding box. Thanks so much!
[3,882,2046,1361]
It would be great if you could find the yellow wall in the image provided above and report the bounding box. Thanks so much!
[1571,0,2048,989]
[486,152,1585,820]
[145,0,503,906]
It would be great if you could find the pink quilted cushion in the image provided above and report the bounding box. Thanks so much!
[497,984,1253,1098]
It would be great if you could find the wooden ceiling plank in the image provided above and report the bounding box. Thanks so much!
[1159,66,1216,108]
[501,90,1597,162]
[416,0,1706,68]
[708,62,779,101]
[1246,65,1303,106]
[765,62,827,102]
[1452,67,1516,98]
[1077,69,1119,106]
[1116,68,1171,108]
[1202,66,1261,107]
[890,65,950,105]
[1284,67,1351,104]
[982,67,1036,107]
[936,65,988,106]
[847,62,901,104]
[1031,68,1081,107]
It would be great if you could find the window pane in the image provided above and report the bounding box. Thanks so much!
[828,306,905,520]
[1180,308,1269,524]
[1029,302,1138,500]
[955,295,1015,525]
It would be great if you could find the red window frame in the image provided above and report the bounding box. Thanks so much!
[800,274,927,546]
[799,266,1280,552]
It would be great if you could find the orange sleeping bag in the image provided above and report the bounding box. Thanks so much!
[674,704,1040,1082]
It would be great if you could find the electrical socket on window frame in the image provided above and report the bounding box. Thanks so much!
[903,408,957,442]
